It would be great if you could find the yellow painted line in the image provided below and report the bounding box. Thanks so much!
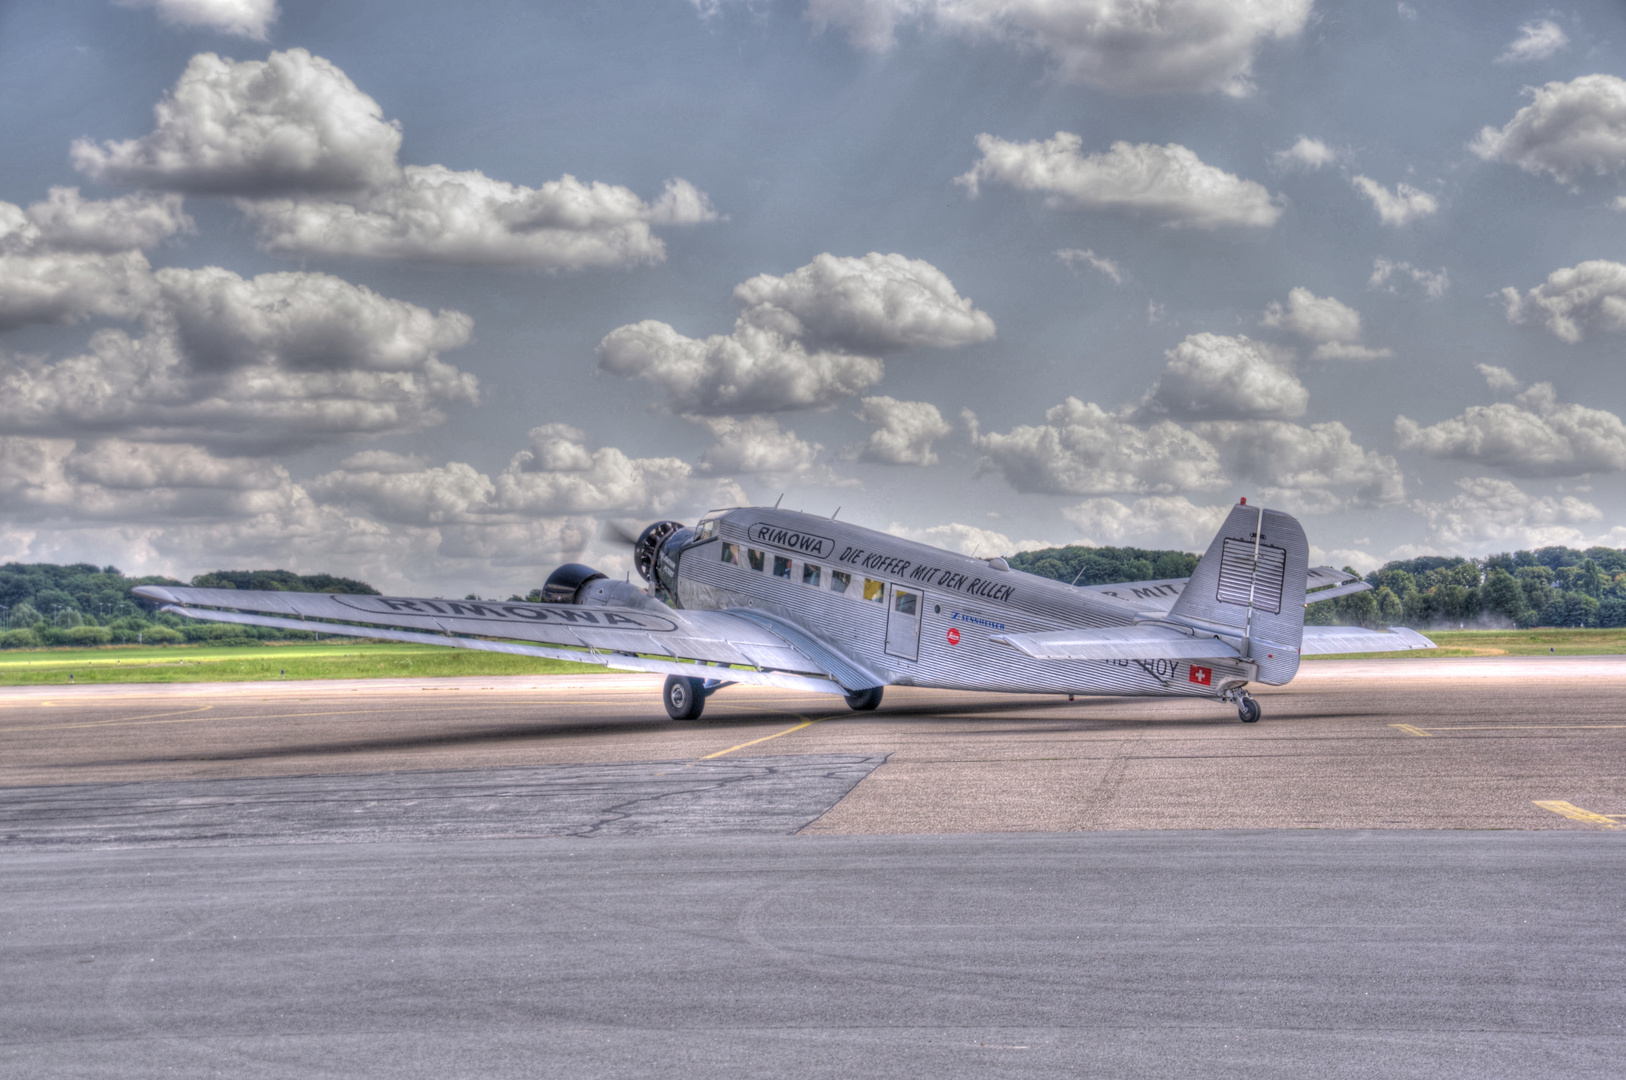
[1533,800,1621,828]
[1390,723,1431,737]
[700,717,823,760]
[1413,724,1626,732]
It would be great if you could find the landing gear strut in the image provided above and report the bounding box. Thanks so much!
[1221,687,1262,723]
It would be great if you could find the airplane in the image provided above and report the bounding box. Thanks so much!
[133,499,1434,724]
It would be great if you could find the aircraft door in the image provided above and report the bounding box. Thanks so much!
[884,585,923,661]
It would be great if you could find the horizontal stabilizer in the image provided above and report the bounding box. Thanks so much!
[1301,625,1436,655]
[1305,566,1372,605]
[991,624,1246,662]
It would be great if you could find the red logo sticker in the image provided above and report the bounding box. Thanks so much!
[946,627,961,645]
[1188,665,1212,686]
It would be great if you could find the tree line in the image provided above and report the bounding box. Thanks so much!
[0,563,377,649]
[1013,543,1626,630]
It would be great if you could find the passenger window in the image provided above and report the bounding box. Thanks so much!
[720,542,740,565]
[894,591,917,616]
[802,563,821,587]
[830,570,851,594]
[773,555,792,579]
[747,548,765,572]
[863,578,885,603]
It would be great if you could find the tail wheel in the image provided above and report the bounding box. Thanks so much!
[844,686,884,712]
[1238,695,1262,723]
[663,675,706,721]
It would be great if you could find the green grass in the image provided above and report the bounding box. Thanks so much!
[1306,627,1626,660]
[0,640,604,685]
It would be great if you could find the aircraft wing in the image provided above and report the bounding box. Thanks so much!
[1300,625,1436,654]
[131,585,879,695]
[990,624,1244,662]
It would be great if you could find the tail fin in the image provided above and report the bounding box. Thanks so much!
[1168,502,1308,685]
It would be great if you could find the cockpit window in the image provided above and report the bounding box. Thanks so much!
[695,518,719,541]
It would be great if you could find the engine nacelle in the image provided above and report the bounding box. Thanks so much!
[538,562,606,604]
[539,561,667,611]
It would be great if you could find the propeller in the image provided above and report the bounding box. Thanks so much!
[600,520,643,548]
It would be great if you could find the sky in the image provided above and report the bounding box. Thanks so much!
[1,0,1625,595]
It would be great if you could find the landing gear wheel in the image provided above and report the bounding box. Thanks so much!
[844,686,884,712]
[1237,694,1261,724]
[663,675,707,721]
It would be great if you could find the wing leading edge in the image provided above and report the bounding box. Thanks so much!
[132,585,873,695]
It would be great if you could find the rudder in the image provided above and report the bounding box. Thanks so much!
[1168,502,1308,685]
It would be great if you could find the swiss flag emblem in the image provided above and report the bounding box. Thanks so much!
[946,627,960,645]
[1188,665,1212,686]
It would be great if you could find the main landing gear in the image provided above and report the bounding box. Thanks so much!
[844,686,884,712]
[1220,687,1261,723]
[662,675,733,721]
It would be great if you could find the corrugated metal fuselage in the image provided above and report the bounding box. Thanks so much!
[669,507,1252,698]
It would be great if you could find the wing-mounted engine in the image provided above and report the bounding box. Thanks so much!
[538,562,666,612]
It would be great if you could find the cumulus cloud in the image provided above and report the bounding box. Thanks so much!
[493,424,696,517]
[690,414,854,486]
[1272,136,1337,171]
[1351,175,1438,226]
[0,189,193,331]
[1262,287,1360,342]
[243,170,717,268]
[598,253,988,414]
[1497,19,1569,63]
[885,521,1050,557]
[597,320,885,416]
[309,461,496,525]
[1471,75,1626,184]
[1396,382,1626,478]
[115,0,279,40]
[971,392,1399,511]
[0,435,306,524]
[12,188,192,253]
[1060,495,1229,549]
[0,267,478,448]
[732,252,994,351]
[1476,363,1521,392]
[1139,333,1307,420]
[1054,247,1123,283]
[855,396,951,466]
[966,398,1227,496]
[1411,476,1608,551]
[1500,260,1626,343]
[73,49,402,194]
[1197,420,1405,510]
[802,0,1314,96]
[72,48,718,268]
[957,134,1282,229]
[1261,287,1390,360]
[1369,257,1449,298]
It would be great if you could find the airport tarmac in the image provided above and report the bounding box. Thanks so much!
[3,658,1624,1078]
[2,657,1624,833]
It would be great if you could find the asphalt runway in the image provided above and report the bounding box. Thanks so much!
[4,658,1625,1078]
[5,832,1623,1079]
